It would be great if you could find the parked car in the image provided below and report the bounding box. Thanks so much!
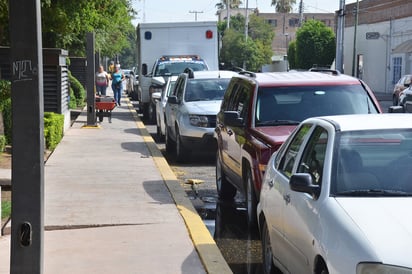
[393,74,412,106]
[122,69,134,96]
[164,69,238,162]
[152,76,178,140]
[258,114,412,274]
[215,70,383,227]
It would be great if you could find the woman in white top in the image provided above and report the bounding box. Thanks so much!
[95,65,110,96]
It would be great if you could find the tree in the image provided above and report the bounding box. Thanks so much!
[295,20,336,69]
[219,14,273,71]
[287,40,297,69]
[0,0,136,58]
[216,0,243,10]
[270,0,296,13]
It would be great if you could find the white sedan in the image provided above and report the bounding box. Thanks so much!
[152,76,178,140]
[258,114,412,274]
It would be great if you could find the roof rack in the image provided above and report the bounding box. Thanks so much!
[309,68,341,75]
[238,71,256,78]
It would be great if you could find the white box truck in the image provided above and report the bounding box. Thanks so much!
[136,21,219,121]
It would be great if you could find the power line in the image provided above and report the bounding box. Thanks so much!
[189,10,204,21]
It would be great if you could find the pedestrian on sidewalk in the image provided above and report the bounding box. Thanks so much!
[111,64,124,106]
[96,65,110,96]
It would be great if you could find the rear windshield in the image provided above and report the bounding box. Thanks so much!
[255,85,379,126]
[154,61,208,76]
[185,78,231,102]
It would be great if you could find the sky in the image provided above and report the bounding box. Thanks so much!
[132,0,357,25]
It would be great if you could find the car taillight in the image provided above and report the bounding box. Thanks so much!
[206,30,213,39]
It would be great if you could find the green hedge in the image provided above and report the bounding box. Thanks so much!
[44,112,64,151]
[68,87,77,109]
[68,71,86,107]
[0,80,11,144]
[0,135,5,152]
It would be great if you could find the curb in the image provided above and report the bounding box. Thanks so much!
[127,99,232,274]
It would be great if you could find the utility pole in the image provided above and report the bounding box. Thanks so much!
[335,0,346,73]
[351,0,360,77]
[189,10,203,21]
[243,0,249,69]
[9,0,44,272]
[298,0,304,27]
[227,0,231,29]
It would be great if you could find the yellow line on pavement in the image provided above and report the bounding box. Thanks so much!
[126,99,232,274]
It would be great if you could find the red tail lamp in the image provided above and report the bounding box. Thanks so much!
[206,30,213,39]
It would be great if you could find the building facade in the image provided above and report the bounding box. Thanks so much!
[344,0,412,93]
[217,8,335,56]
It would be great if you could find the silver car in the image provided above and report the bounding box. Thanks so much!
[164,70,237,162]
[152,76,178,140]
[258,114,412,274]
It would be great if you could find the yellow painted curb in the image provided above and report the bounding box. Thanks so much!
[126,98,232,274]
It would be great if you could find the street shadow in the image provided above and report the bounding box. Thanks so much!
[142,180,174,205]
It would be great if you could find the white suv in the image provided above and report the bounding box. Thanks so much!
[164,69,238,162]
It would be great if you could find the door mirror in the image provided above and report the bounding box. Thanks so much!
[223,111,244,127]
[167,96,179,104]
[142,63,148,76]
[290,173,320,199]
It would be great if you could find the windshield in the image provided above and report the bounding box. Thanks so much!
[331,129,412,197]
[154,61,208,76]
[255,85,379,126]
[184,78,231,102]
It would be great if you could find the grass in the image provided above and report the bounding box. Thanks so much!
[1,200,11,221]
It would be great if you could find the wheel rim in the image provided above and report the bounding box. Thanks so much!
[216,154,222,193]
[263,223,273,274]
[246,171,253,221]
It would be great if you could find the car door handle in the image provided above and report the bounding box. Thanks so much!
[283,194,290,204]
[268,180,274,188]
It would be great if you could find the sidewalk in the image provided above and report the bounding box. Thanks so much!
[0,92,231,273]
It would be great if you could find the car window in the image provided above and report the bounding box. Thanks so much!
[297,127,328,185]
[332,129,412,196]
[184,78,231,102]
[255,85,379,126]
[278,123,312,177]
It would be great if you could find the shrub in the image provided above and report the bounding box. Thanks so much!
[0,80,11,144]
[44,112,64,151]
[68,71,86,107]
[0,135,5,152]
[68,87,77,109]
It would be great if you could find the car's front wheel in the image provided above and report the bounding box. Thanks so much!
[262,221,276,274]
[175,128,189,162]
[165,124,174,154]
[216,151,236,200]
[245,166,258,228]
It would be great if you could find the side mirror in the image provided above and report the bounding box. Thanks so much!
[142,63,148,76]
[223,111,244,127]
[167,96,179,104]
[290,173,320,199]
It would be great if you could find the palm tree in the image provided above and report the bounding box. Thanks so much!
[271,0,296,13]
[271,0,296,36]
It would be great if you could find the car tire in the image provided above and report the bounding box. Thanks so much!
[165,125,174,154]
[148,102,156,124]
[393,95,399,106]
[156,117,164,142]
[262,221,276,274]
[176,128,189,162]
[216,151,236,200]
[245,166,258,228]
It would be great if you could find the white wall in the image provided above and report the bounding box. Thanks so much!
[344,16,412,94]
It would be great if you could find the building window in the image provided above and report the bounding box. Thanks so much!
[267,19,277,27]
[392,57,402,84]
[289,18,299,27]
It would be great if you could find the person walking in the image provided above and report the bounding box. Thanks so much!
[111,64,124,106]
[95,65,110,96]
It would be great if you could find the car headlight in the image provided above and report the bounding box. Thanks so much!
[189,115,208,127]
[357,263,412,274]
